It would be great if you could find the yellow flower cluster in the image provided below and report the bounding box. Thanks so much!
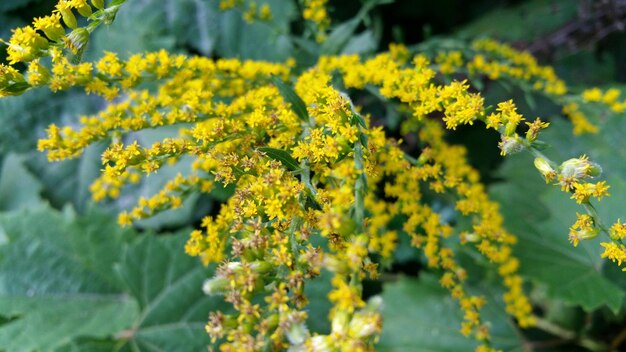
[600,242,626,271]
[302,0,331,41]
[3,0,116,70]
[469,38,566,95]
[562,102,599,135]
[435,38,609,135]
[568,213,598,247]
[582,87,626,113]
[37,44,544,350]
[533,143,624,272]
[219,0,273,22]
[4,2,625,350]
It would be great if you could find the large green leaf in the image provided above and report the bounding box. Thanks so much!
[23,145,104,210]
[116,230,226,351]
[86,0,177,59]
[0,207,137,351]
[0,296,137,352]
[0,154,43,211]
[215,0,296,61]
[0,206,227,351]
[378,274,523,351]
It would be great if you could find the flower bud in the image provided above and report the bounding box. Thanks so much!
[285,321,308,345]
[498,136,525,156]
[64,28,89,54]
[348,312,382,339]
[76,3,93,17]
[460,232,480,243]
[504,121,518,137]
[92,0,105,10]
[533,157,556,182]
[568,227,599,247]
[331,310,349,334]
[202,276,229,295]
[60,9,77,29]
[248,260,272,274]
[560,156,602,180]
[587,163,602,177]
[307,336,331,352]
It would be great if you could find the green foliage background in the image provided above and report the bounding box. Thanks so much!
[0,0,625,351]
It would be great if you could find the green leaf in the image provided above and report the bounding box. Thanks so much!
[320,17,361,55]
[0,207,137,351]
[86,0,177,59]
[456,0,577,41]
[215,0,297,61]
[303,271,333,334]
[507,182,624,312]
[116,231,226,351]
[0,154,43,211]
[0,205,226,351]
[0,90,97,154]
[319,0,384,56]
[271,76,310,122]
[23,145,104,210]
[258,146,300,171]
[0,296,138,352]
[53,338,119,352]
[378,274,523,351]
[351,113,367,128]
[341,29,377,55]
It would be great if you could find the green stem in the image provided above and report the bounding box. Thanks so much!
[535,318,606,351]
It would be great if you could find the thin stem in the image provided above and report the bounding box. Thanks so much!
[534,318,606,351]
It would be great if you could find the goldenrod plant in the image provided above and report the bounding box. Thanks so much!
[0,0,625,351]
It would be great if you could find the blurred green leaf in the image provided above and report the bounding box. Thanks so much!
[0,154,43,211]
[342,30,377,55]
[0,0,39,12]
[0,296,138,352]
[321,17,361,55]
[271,76,309,122]
[215,0,296,61]
[457,0,576,41]
[23,145,104,210]
[304,271,333,334]
[0,90,97,154]
[87,0,177,59]
[378,274,523,351]
[258,146,300,171]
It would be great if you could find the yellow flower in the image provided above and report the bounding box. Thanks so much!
[600,242,626,270]
[6,26,48,64]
